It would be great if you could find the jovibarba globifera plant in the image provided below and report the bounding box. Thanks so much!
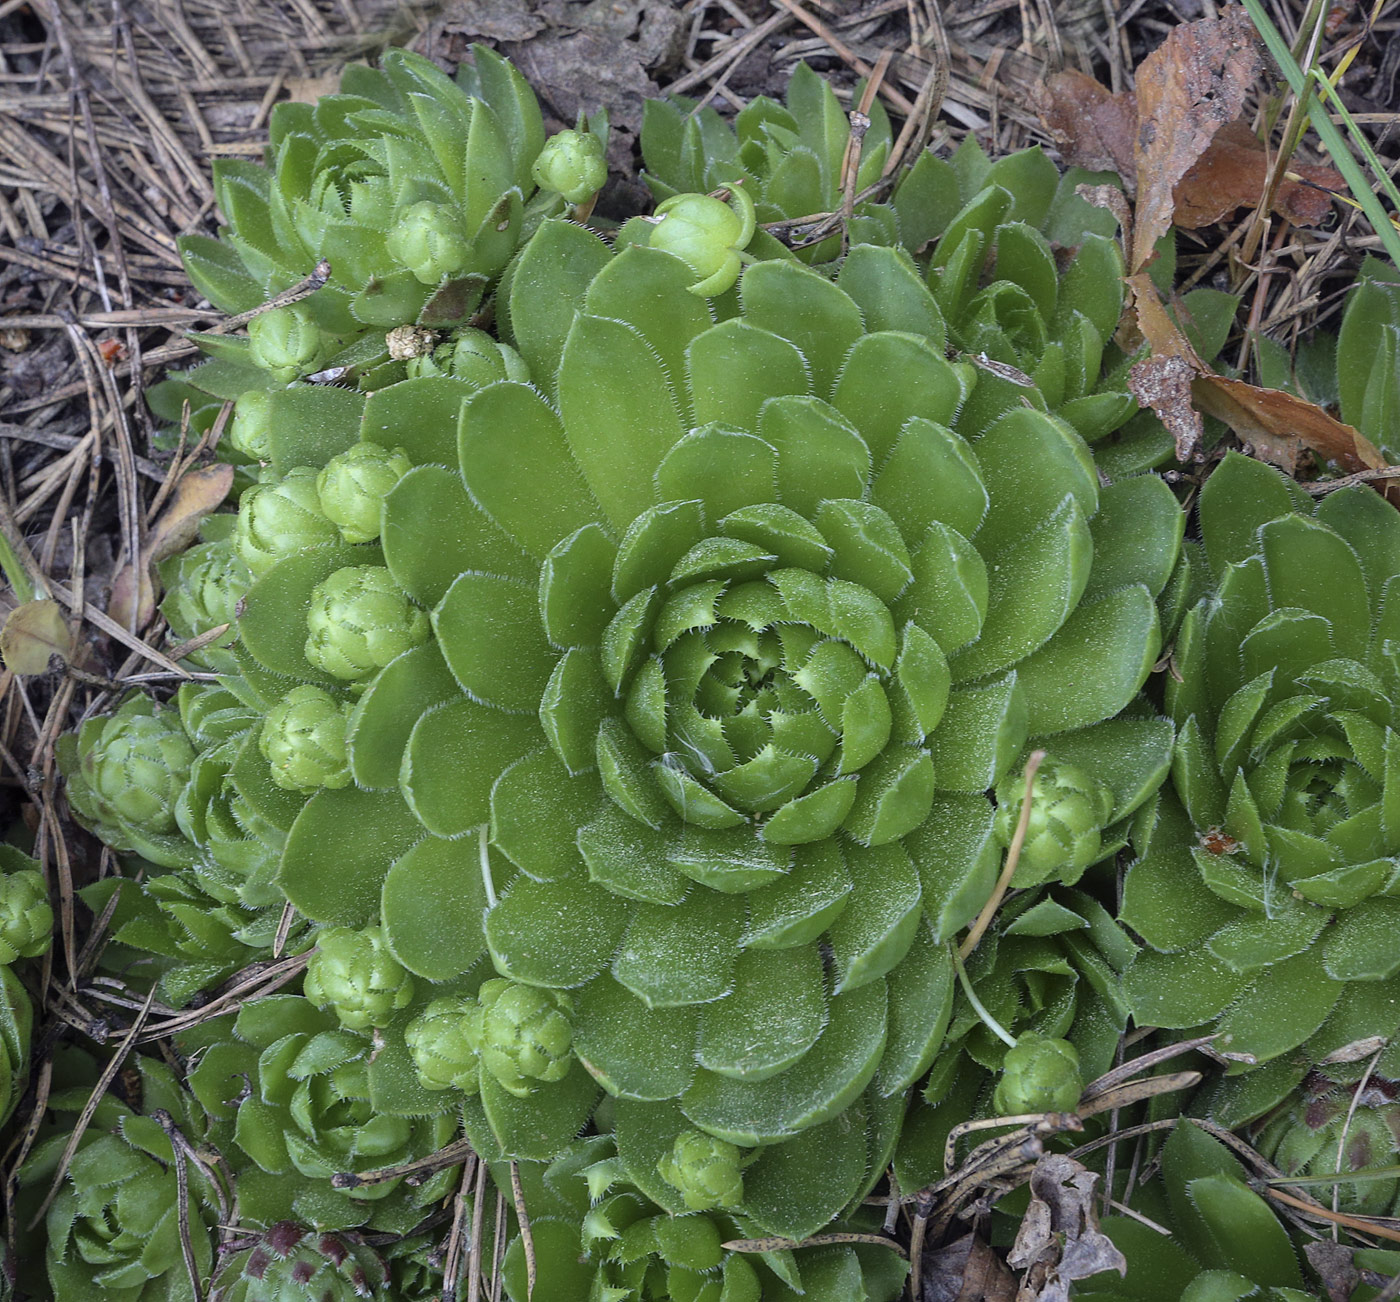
[204,204,1183,1242]
[53,44,1253,1300]
[1123,452,1400,1080]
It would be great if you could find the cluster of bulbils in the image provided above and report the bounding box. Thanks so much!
[43,35,1400,1302]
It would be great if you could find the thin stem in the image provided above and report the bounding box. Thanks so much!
[958,750,1045,960]
[949,941,1016,1049]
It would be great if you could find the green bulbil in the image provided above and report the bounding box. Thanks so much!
[657,1129,746,1211]
[67,696,195,844]
[304,925,414,1030]
[235,467,340,576]
[261,686,352,792]
[1124,451,1400,1068]
[533,128,607,204]
[229,389,275,462]
[476,978,574,1097]
[992,1032,1082,1115]
[304,565,430,681]
[248,305,333,383]
[404,996,482,1093]
[35,1056,220,1302]
[211,1222,388,1302]
[405,327,529,384]
[159,536,251,672]
[641,61,896,265]
[0,868,52,963]
[993,759,1115,887]
[384,201,474,286]
[316,442,412,545]
[1255,1071,1400,1218]
[648,187,755,296]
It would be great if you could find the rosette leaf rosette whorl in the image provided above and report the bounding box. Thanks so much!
[1124,451,1400,1078]
[252,233,1173,1235]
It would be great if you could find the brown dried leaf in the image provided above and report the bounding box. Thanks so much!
[1173,120,1342,229]
[1195,374,1386,475]
[147,465,235,565]
[1035,70,1136,179]
[1007,1154,1127,1302]
[1130,8,1260,271]
[922,1232,1017,1302]
[1128,272,1389,476]
[0,599,74,674]
[109,464,234,630]
[1305,1240,1361,1302]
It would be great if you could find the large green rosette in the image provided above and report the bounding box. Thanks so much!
[1123,450,1400,1093]
[243,227,1176,1237]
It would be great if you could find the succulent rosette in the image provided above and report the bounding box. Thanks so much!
[1123,452,1400,1073]
[1253,1070,1400,1220]
[229,227,1180,1238]
[157,526,251,674]
[0,845,53,964]
[69,683,311,1006]
[304,925,414,1030]
[184,995,458,1233]
[59,694,198,868]
[210,1222,389,1302]
[1076,1120,1314,1302]
[26,1056,222,1302]
[497,1135,907,1302]
[178,45,546,346]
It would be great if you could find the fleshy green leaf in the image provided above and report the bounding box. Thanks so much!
[282,788,423,925]
[382,834,487,979]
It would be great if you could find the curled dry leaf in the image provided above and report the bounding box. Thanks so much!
[109,464,235,630]
[1035,69,1136,178]
[1128,272,1390,477]
[1007,1154,1127,1302]
[1130,6,1260,271]
[1172,119,1341,229]
[1038,17,1337,264]
[922,1232,1017,1302]
[0,599,74,675]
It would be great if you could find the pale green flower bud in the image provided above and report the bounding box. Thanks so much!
[993,759,1115,887]
[304,925,414,1031]
[385,201,473,285]
[235,467,340,577]
[260,685,351,792]
[315,442,411,545]
[405,329,529,385]
[304,565,429,681]
[247,305,330,382]
[649,187,756,297]
[657,1129,746,1211]
[0,869,52,963]
[228,389,275,462]
[404,996,482,1094]
[993,1033,1083,1115]
[532,129,607,204]
[476,978,573,1097]
[160,539,250,668]
[85,703,195,837]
